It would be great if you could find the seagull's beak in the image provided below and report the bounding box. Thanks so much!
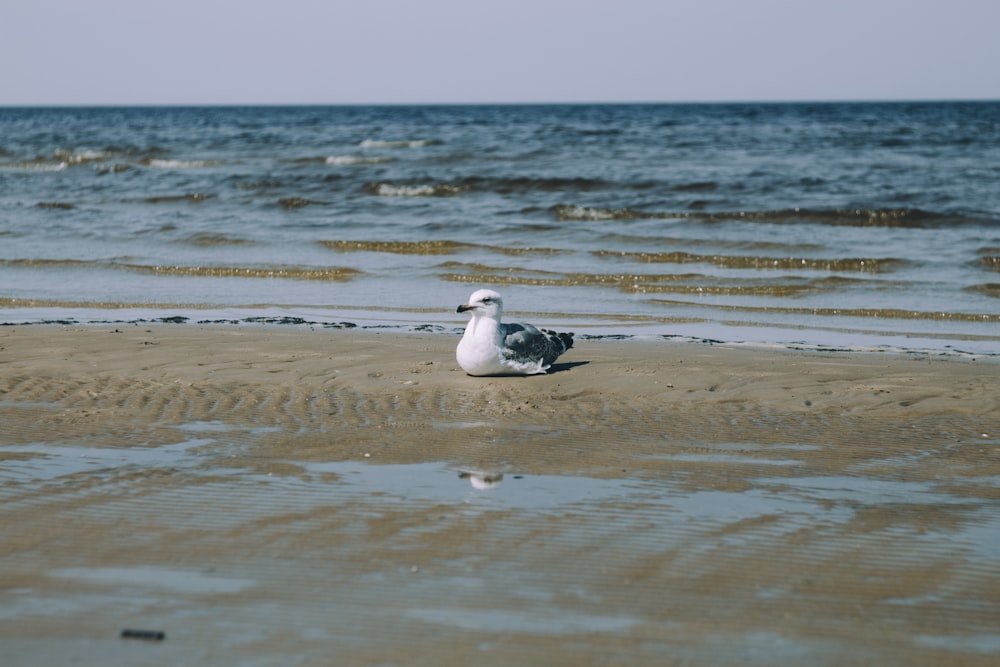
[457,303,473,313]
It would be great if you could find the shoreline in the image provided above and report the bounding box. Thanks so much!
[2,325,999,665]
[3,309,999,360]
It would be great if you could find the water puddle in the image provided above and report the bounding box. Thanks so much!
[648,442,820,467]
[753,475,973,506]
[292,460,650,512]
[0,439,213,483]
[273,460,860,535]
[175,421,282,436]
[3,447,996,666]
[0,420,286,486]
[914,633,1000,655]
[405,607,638,635]
[667,453,803,466]
[50,566,254,595]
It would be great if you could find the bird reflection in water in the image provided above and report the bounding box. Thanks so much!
[458,471,504,490]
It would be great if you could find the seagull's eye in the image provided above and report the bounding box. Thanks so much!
[481,297,492,304]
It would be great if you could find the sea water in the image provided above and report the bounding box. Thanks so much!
[1,103,998,353]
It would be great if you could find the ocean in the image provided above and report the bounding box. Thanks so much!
[1,102,998,354]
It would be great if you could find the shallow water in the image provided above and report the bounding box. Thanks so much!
[4,431,999,664]
[2,103,999,353]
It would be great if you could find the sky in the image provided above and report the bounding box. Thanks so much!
[2,0,998,105]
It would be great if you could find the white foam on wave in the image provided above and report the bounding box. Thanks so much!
[372,183,436,197]
[53,149,113,164]
[325,155,391,165]
[146,159,218,169]
[369,183,462,197]
[553,205,620,221]
[359,139,434,149]
[3,149,127,171]
[1,161,68,172]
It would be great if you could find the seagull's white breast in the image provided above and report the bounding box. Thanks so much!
[456,319,506,376]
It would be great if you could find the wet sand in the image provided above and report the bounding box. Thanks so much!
[1,325,999,666]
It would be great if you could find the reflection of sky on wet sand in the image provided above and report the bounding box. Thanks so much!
[5,431,995,564]
[2,419,999,665]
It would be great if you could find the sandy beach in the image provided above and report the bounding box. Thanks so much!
[2,324,998,666]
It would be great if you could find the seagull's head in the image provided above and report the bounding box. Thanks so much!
[457,289,503,318]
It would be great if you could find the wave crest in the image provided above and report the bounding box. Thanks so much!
[649,297,1000,322]
[325,155,393,165]
[0,258,360,281]
[550,205,997,228]
[364,182,464,197]
[359,139,436,148]
[145,159,220,169]
[319,240,565,256]
[593,250,904,273]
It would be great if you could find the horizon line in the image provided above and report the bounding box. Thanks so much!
[1,97,998,109]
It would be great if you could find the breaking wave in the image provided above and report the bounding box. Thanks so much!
[648,297,1000,322]
[144,193,214,204]
[325,155,393,165]
[318,240,565,256]
[363,176,625,197]
[364,182,464,197]
[359,139,437,148]
[435,261,904,297]
[145,159,221,169]
[0,259,360,281]
[1,160,68,171]
[550,205,998,228]
[593,250,905,273]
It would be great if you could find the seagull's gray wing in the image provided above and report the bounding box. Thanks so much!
[501,322,573,366]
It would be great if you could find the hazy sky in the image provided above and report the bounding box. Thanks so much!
[3,0,998,105]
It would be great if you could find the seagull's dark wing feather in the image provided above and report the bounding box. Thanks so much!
[501,322,574,367]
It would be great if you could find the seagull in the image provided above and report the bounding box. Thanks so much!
[456,288,574,376]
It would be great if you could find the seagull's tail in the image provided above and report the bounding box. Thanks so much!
[542,328,574,356]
